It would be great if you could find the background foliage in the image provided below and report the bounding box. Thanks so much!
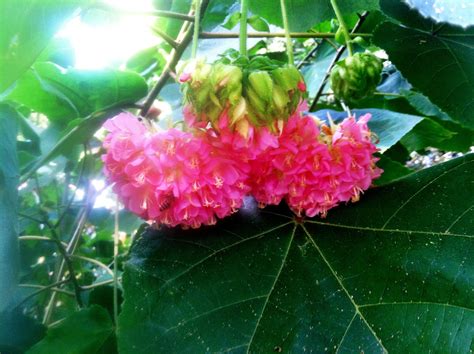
[0,0,473,353]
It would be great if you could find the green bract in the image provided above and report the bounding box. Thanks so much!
[179,54,307,131]
[330,52,383,102]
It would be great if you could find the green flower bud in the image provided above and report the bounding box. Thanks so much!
[330,52,383,102]
[272,84,290,113]
[271,65,301,91]
[248,71,273,103]
[247,86,267,119]
[193,82,212,110]
[230,97,247,125]
[211,63,242,105]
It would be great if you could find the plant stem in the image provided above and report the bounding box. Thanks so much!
[92,5,195,22]
[55,146,87,229]
[19,284,74,297]
[50,233,83,308]
[81,278,116,290]
[330,0,353,56]
[71,255,114,277]
[140,0,211,118]
[280,0,293,64]
[309,12,368,112]
[18,212,44,224]
[153,27,179,49]
[199,31,371,39]
[374,91,403,97]
[15,279,71,309]
[19,235,68,248]
[43,187,95,324]
[113,197,119,324]
[239,0,249,56]
[297,41,322,69]
[191,0,202,58]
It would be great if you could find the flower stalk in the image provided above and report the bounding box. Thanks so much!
[330,0,354,56]
[191,0,202,58]
[239,0,249,56]
[280,0,294,65]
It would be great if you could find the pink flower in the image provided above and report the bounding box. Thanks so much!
[102,114,250,229]
[250,112,382,218]
[250,112,330,209]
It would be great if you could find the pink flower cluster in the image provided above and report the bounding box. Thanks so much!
[250,111,382,217]
[102,113,249,229]
[102,105,381,229]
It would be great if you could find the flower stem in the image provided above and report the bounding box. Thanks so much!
[239,0,249,56]
[91,5,195,22]
[280,0,294,65]
[113,196,120,325]
[191,0,201,59]
[139,0,211,118]
[199,32,371,39]
[330,0,353,56]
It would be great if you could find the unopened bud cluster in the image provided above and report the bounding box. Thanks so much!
[330,52,382,102]
[179,56,306,137]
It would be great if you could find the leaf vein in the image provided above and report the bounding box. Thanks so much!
[245,224,297,352]
[381,160,474,229]
[301,224,388,353]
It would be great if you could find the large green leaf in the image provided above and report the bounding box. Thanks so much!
[400,117,455,151]
[28,305,114,354]
[374,1,474,129]
[118,154,474,352]
[0,310,45,354]
[0,104,19,311]
[405,0,474,28]
[0,0,84,93]
[249,0,379,32]
[6,62,147,125]
[373,154,412,186]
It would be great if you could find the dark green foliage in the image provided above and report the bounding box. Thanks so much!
[119,155,474,353]
[1,0,474,352]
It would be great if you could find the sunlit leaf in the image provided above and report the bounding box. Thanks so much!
[6,62,147,125]
[375,0,474,129]
[0,0,86,93]
[248,15,270,32]
[249,0,379,32]
[405,0,474,28]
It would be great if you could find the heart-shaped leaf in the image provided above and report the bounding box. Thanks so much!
[6,62,147,126]
[374,1,474,129]
[118,154,474,353]
[0,0,86,93]
[249,0,379,32]
[404,0,474,28]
